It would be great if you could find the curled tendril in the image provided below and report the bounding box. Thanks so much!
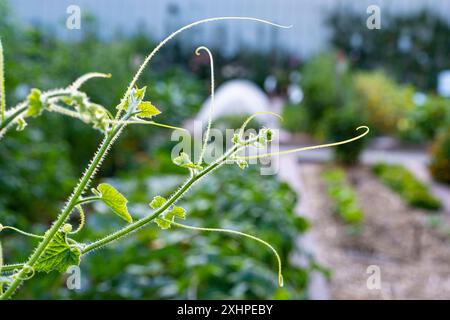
[196,46,215,165]
[238,111,283,139]
[68,205,86,234]
[12,265,35,281]
[117,16,292,119]
[235,126,370,160]
[164,218,284,287]
[70,205,85,234]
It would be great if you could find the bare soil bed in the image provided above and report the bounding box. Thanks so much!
[301,164,450,299]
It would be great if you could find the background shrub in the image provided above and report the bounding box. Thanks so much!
[296,52,353,133]
[353,71,415,135]
[429,130,450,184]
[397,95,450,143]
[318,103,368,165]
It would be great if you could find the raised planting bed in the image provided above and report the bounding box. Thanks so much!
[372,163,442,211]
[322,168,364,229]
[299,164,450,299]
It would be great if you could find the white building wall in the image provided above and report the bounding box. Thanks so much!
[6,0,450,58]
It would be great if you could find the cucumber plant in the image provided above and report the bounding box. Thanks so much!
[0,17,369,299]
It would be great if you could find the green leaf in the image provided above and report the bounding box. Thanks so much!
[149,196,166,209]
[294,216,310,233]
[154,206,186,230]
[154,218,171,230]
[122,86,147,113]
[135,86,147,100]
[16,117,27,131]
[34,232,81,273]
[166,206,186,220]
[97,183,133,223]
[137,101,161,118]
[173,152,203,170]
[26,89,44,117]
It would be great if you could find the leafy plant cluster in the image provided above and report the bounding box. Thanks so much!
[353,71,415,135]
[354,72,450,144]
[372,163,441,211]
[322,168,364,227]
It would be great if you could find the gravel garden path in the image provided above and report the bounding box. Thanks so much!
[296,163,450,299]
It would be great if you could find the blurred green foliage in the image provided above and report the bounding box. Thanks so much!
[0,2,206,224]
[322,169,364,227]
[0,2,314,299]
[398,95,450,143]
[318,103,368,165]
[12,166,313,299]
[282,9,450,172]
[294,53,353,134]
[282,52,368,164]
[0,123,76,225]
[280,103,308,134]
[281,50,450,168]
[372,163,441,210]
[353,71,414,135]
[328,10,450,91]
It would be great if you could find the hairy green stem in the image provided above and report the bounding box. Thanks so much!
[0,103,27,133]
[0,263,24,274]
[82,145,241,254]
[75,196,102,206]
[0,117,128,300]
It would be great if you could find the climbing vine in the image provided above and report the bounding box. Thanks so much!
[0,17,369,299]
